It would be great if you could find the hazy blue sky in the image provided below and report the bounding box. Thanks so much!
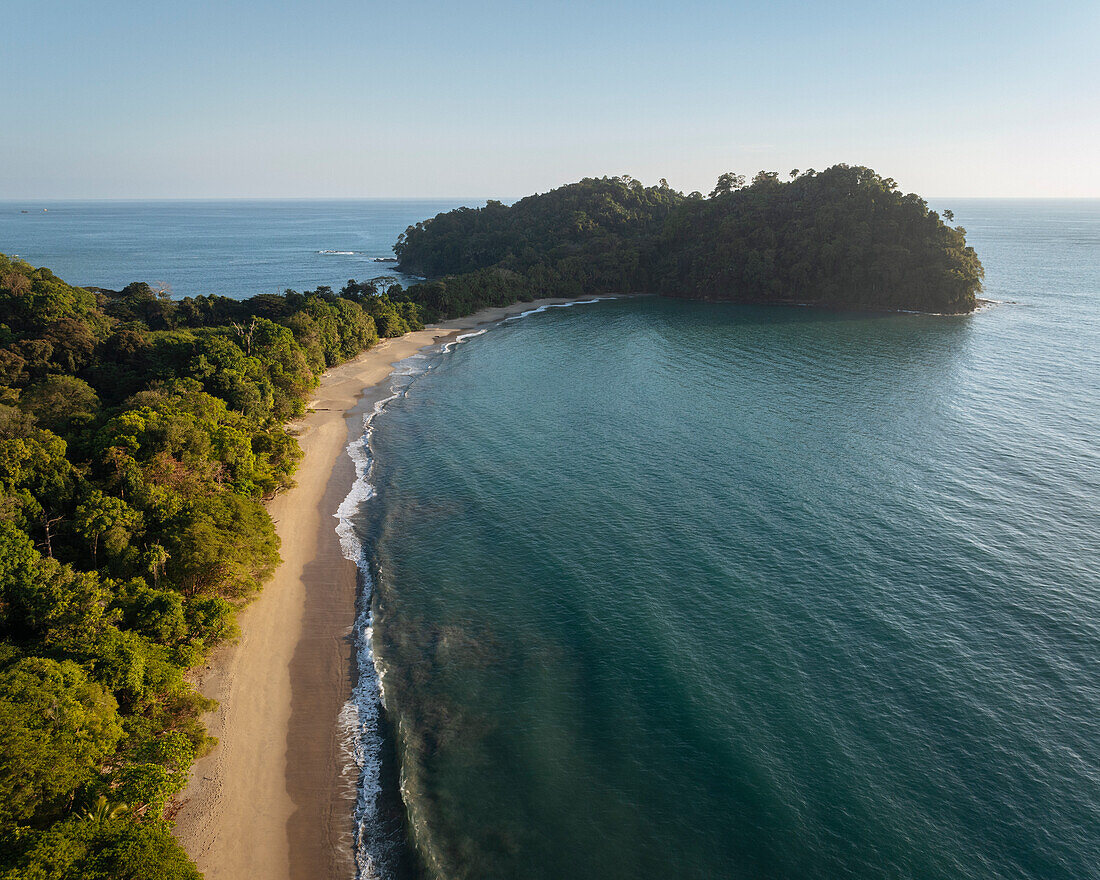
[2,0,1097,198]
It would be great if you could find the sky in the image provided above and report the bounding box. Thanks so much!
[1,0,1098,199]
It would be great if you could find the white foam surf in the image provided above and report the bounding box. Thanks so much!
[503,296,615,322]
[336,295,615,877]
[440,328,488,353]
[335,361,423,879]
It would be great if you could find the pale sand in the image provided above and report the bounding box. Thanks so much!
[173,296,613,880]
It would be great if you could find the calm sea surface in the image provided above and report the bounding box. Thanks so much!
[0,199,470,296]
[5,199,1098,879]
[361,201,1100,879]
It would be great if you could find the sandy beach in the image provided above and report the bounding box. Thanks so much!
[172,296,609,880]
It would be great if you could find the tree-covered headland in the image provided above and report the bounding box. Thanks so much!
[0,261,422,878]
[392,165,983,317]
[0,162,981,878]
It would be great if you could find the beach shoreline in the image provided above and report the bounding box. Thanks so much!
[172,295,615,880]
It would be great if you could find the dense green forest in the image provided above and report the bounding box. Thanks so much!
[0,259,422,878]
[393,165,983,317]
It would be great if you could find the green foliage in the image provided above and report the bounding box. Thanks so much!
[1,552,111,653]
[0,257,399,876]
[392,166,983,317]
[283,294,380,366]
[100,281,176,330]
[395,177,681,281]
[114,580,187,644]
[107,730,196,819]
[19,375,100,434]
[656,165,983,312]
[0,256,110,378]
[164,494,279,599]
[249,318,316,419]
[340,279,424,337]
[2,815,201,880]
[74,490,143,568]
[0,656,122,827]
[0,414,74,533]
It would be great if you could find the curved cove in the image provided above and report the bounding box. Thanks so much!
[361,205,1100,880]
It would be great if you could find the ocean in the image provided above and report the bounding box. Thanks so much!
[0,199,470,296]
[5,198,1098,879]
[351,201,1100,879]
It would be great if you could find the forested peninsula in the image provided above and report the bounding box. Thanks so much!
[393,164,984,317]
[0,163,981,878]
[0,259,422,878]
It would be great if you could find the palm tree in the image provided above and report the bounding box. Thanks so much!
[82,795,128,824]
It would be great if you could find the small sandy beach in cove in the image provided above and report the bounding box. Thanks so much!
[172,296,613,880]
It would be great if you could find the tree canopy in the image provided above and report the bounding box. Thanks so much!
[391,166,982,318]
[0,256,420,876]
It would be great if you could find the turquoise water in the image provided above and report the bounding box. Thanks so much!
[6,196,1098,878]
[363,203,1100,879]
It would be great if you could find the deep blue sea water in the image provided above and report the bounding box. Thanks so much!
[5,198,1098,879]
[0,199,471,296]
[353,201,1100,879]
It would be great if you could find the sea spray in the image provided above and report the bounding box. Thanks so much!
[335,355,430,879]
[336,342,488,877]
[336,401,392,878]
[335,297,621,878]
[502,297,613,321]
[439,328,488,352]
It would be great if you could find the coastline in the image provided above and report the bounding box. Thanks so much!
[172,295,612,880]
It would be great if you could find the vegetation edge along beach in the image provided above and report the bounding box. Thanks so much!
[0,165,982,879]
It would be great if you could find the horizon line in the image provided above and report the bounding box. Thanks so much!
[4,195,1100,203]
